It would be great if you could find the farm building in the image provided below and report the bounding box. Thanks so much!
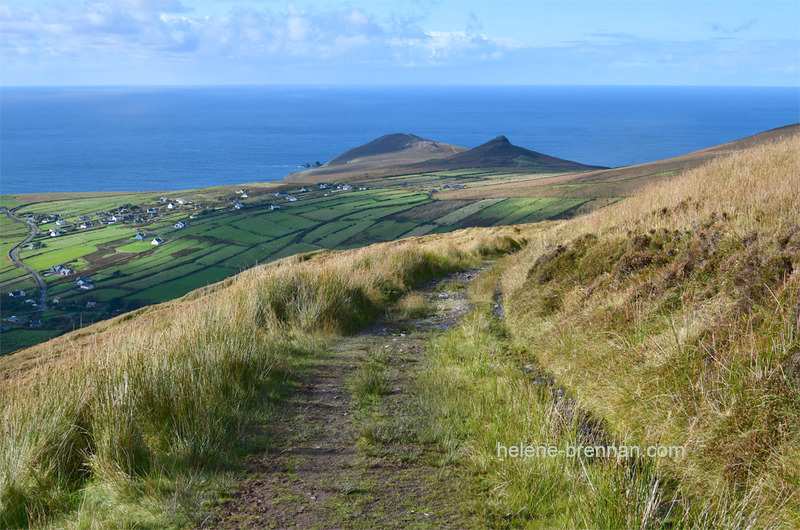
[151,237,164,245]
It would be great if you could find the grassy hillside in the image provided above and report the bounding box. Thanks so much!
[0,226,525,527]
[471,135,798,526]
[0,175,579,355]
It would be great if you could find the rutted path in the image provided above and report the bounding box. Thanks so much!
[205,269,485,529]
[6,207,47,311]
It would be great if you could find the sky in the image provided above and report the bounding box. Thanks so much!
[1,0,798,86]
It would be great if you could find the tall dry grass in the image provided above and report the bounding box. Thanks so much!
[0,227,526,527]
[500,136,800,526]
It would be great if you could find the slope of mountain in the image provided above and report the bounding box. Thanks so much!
[284,134,604,181]
[445,123,800,199]
[284,133,465,180]
[428,135,607,172]
[325,133,465,166]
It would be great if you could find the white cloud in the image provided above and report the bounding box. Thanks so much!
[0,1,796,86]
[0,0,513,67]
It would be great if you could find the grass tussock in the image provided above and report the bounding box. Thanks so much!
[497,136,800,526]
[0,227,525,527]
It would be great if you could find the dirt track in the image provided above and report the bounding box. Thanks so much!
[205,270,484,529]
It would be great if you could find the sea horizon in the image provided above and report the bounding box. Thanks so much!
[2,84,798,195]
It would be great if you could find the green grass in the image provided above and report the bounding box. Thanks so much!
[132,266,237,302]
[0,329,64,356]
[1,173,600,355]
[433,199,505,225]
[269,243,321,261]
[418,267,686,528]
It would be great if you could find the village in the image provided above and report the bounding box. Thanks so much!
[2,175,476,351]
[2,181,379,333]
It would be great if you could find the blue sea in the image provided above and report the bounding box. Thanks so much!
[1,86,798,194]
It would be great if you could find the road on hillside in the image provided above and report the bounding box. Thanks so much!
[6,207,47,312]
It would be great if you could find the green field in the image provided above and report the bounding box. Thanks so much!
[1,170,599,355]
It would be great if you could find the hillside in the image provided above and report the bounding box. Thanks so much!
[284,133,465,180]
[284,134,604,181]
[325,133,465,166]
[443,123,800,199]
[426,134,607,172]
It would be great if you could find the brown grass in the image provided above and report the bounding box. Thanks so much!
[500,135,800,526]
[0,225,528,527]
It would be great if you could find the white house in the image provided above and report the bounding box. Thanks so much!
[286,195,298,202]
[49,228,62,237]
[55,219,68,226]
[174,221,187,229]
[269,204,281,211]
[176,198,190,205]
[318,183,328,189]
[151,237,164,245]
[240,193,249,198]
[234,202,244,210]
[80,222,94,229]
[160,197,169,203]
[9,290,26,299]
[51,265,74,276]
[167,203,177,209]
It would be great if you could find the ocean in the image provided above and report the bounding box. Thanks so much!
[1,86,798,194]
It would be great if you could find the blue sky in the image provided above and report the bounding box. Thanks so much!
[1,0,797,86]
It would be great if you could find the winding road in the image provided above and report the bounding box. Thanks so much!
[6,207,47,312]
